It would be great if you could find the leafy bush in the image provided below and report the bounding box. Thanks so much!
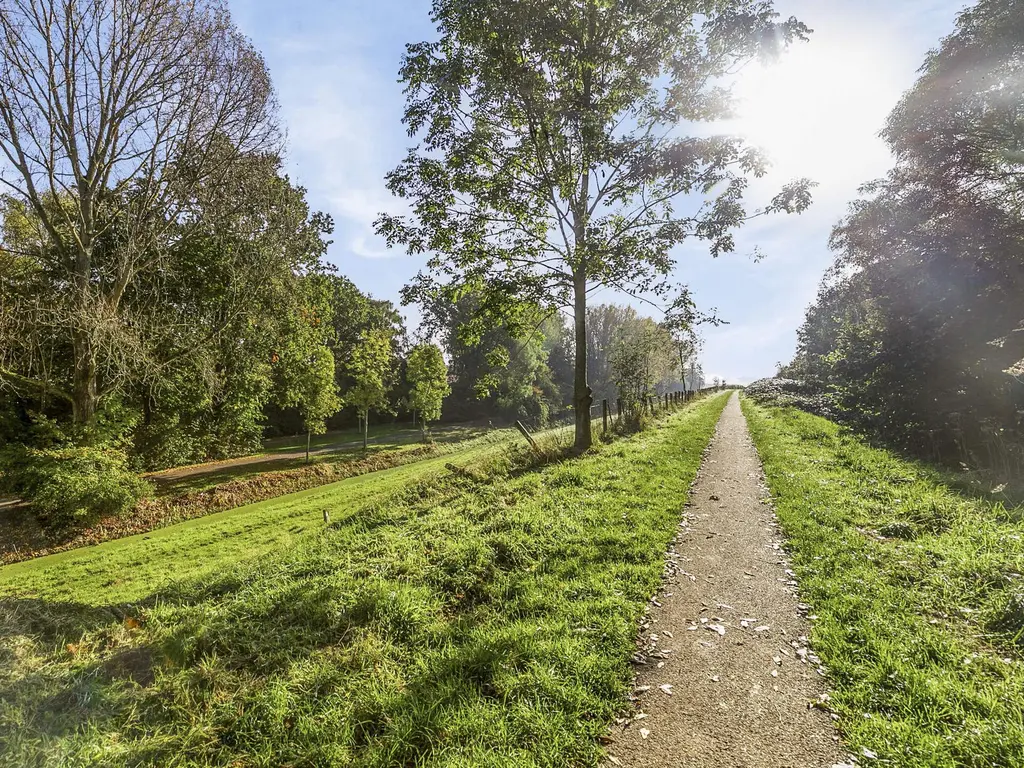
[744,377,837,419]
[0,444,151,528]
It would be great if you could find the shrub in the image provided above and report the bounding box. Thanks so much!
[744,377,837,419]
[0,444,151,529]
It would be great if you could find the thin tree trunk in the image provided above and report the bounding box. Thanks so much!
[573,275,593,450]
[363,410,368,451]
[71,330,98,430]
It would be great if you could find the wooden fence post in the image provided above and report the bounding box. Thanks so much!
[515,420,539,451]
[602,399,609,435]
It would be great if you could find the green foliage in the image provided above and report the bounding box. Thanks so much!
[406,343,450,434]
[1,444,151,529]
[786,0,1024,472]
[1,150,337,472]
[422,292,563,427]
[379,0,813,449]
[0,0,278,429]
[323,274,407,408]
[743,398,1024,767]
[609,316,675,426]
[273,275,342,436]
[743,377,836,419]
[345,329,397,445]
[0,394,730,766]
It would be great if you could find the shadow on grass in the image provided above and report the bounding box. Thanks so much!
[0,429,644,765]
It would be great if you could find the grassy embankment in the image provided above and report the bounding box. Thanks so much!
[0,426,512,566]
[743,398,1024,768]
[0,393,730,767]
[153,423,490,497]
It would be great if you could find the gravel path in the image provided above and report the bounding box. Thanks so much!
[608,393,848,768]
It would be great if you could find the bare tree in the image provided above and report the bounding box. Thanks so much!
[0,0,279,427]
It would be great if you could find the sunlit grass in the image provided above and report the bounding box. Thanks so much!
[742,398,1024,768]
[0,394,730,767]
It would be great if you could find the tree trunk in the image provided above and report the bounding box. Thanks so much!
[363,410,368,451]
[573,276,593,451]
[71,330,98,430]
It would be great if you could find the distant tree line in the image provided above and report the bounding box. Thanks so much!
[421,293,703,429]
[781,0,1024,474]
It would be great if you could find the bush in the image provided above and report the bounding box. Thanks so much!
[0,444,151,529]
[744,378,837,419]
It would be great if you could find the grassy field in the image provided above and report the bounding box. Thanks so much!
[152,425,490,497]
[152,428,499,499]
[0,393,729,767]
[0,427,526,601]
[262,422,414,453]
[742,398,1024,768]
[262,423,488,457]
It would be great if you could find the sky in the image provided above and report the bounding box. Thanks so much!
[231,0,968,385]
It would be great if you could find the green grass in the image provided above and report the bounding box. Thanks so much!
[0,394,729,767]
[742,398,1024,768]
[262,423,487,456]
[263,422,413,453]
[151,426,494,498]
[152,426,491,497]
[0,428,520,602]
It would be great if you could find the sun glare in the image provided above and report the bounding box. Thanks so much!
[729,43,897,186]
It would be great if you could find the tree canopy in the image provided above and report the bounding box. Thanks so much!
[785,0,1024,471]
[379,0,813,449]
[406,343,450,437]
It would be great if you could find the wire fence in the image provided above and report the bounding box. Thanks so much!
[516,385,729,449]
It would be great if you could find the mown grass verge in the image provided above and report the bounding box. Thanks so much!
[0,429,514,566]
[0,393,729,767]
[742,398,1024,768]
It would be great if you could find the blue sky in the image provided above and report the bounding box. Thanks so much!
[231,0,967,384]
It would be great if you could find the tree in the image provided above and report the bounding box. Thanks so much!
[406,343,450,439]
[273,277,342,460]
[663,290,709,395]
[0,154,334,468]
[419,291,559,426]
[322,275,408,414]
[345,329,395,450]
[609,316,674,424]
[786,0,1024,470]
[0,0,278,430]
[378,0,813,450]
[586,304,642,404]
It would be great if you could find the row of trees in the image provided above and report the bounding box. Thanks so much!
[783,0,1024,473]
[424,295,704,428]
[0,0,455,527]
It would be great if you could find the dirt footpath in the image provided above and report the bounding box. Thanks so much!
[608,393,849,768]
